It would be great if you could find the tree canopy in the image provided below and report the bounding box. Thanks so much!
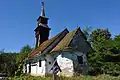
[87,28,120,75]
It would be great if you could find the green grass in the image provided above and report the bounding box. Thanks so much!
[9,74,120,80]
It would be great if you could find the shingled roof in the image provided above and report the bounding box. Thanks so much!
[51,27,91,52]
[28,28,69,57]
[28,27,92,58]
[51,27,79,52]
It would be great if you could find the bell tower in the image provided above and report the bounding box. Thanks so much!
[34,0,51,48]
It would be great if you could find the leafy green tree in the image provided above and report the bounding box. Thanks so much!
[0,52,18,76]
[16,45,33,63]
[15,45,33,76]
[88,28,112,74]
[90,28,111,51]
[88,29,120,75]
[83,26,92,40]
[112,35,120,53]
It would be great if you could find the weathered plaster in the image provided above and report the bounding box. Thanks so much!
[25,51,87,77]
[30,60,46,76]
[57,54,74,76]
[45,55,54,74]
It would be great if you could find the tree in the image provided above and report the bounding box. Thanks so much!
[0,52,18,76]
[15,45,33,76]
[113,35,120,53]
[88,28,112,75]
[83,26,92,40]
[16,45,33,63]
[88,29,120,75]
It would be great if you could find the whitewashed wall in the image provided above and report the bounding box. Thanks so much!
[57,54,74,76]
[56,51,87,76]
[38,60,46,75]
[27,64,29,73]
[30,60,46,76]
[31,63,37,74]
[26,51,87,76]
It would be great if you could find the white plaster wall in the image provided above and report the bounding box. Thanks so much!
[27,64,29,73]
[28,51,87,76]
[31,63,37,74]
[29,55,55,75]
[57,54,73,76]
[56,51,87,76]
[31,60,46,76]
[37,60,46,75]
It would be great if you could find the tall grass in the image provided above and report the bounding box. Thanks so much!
[9,74,120,80]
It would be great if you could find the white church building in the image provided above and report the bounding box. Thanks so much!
[23,1,92,77]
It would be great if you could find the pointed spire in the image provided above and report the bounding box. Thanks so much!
[41,0,45,16]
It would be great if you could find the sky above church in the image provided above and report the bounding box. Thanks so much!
[0,0,120,52]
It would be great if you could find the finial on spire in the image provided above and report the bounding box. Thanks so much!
[41,0,45,16]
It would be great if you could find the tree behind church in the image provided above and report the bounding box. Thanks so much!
[88,28,120,75]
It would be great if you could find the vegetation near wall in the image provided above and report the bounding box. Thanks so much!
[9,74,120,80]
[15,45,33,76]
[0,45,33,76]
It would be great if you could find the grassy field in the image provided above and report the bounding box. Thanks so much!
[9,75,120,80]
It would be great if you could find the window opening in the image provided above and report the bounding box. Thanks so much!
[39,60,42,67]
[77,56,83,64]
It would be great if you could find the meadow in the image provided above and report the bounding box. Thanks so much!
[9,75,120,80]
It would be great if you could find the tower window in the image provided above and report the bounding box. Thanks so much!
[39,60,42,67]
[77,56,83,64]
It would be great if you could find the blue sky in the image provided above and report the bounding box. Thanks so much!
[0,0,120,52]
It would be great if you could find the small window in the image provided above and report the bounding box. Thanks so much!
[29,62,31,73]
[39,60,42,67]
[78,56,83,64]
[49,62,51,64]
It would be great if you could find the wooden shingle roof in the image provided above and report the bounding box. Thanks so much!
[28,28,69,57]
[28,27,92,58]
[51,27,79,52]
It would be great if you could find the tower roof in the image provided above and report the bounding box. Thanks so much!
[40,0,45,16]
[37,0,49,27]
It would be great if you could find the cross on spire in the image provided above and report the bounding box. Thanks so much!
[41,0,45,16]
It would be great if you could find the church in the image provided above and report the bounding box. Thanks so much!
[23,1,92,77]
